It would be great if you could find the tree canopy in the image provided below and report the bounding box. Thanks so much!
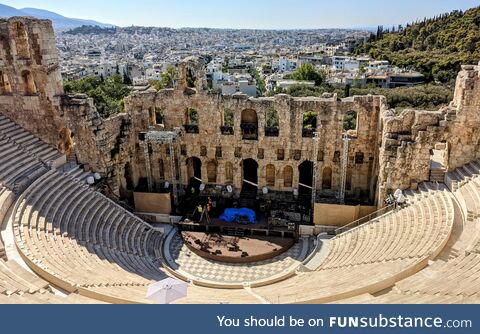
[291,63,325,86]
[150,66,177,91]
[354,6,480,83]
[64,74,132,118]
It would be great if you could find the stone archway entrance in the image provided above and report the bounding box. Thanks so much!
[298,160,314,196]
[187,157,202,194]
[241,158,258,197]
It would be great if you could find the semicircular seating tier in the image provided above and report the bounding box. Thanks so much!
[334,161,480,304]
[2,113,478,304]
[249,184,454,304]
[12,167,170,303]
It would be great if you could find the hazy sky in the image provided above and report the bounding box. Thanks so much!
[2,0,479,29]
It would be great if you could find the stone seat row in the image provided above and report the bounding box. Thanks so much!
[318,184,453,270]
[340,162,480,304]
[0,115,64,169]
[13,167,170,303]
[245,183,454,304]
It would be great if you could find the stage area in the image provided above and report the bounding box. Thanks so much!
[181,231,295,263]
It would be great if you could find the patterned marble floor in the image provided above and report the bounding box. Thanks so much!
[168,232,306,284]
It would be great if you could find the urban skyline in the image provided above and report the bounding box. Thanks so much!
[1,0,479,29]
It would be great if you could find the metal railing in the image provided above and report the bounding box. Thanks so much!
[334,203,397,235]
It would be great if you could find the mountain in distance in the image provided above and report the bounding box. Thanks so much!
[0,4,115,30]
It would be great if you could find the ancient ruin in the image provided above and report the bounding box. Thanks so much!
[1,17,480,304]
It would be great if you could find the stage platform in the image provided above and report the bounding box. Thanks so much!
[178,218,297,239]
[180,231,295,263]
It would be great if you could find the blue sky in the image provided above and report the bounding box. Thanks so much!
[2,0,479,29]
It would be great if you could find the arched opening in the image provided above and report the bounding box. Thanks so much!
[0,71,12,94]
[186,67,196,88]
[241,158,258,195]
[158,159,165,180]
[221,108,234,135]
[298,160,314,195]
[302,111,317,137]
[346,168,353,191]
[322,167,332,190]
[317,150,324,162]
[343,110,358,133]
[21,70,36,95]
[148,107,156,126]
[266,164,276,186]
[283,165,293,188]
[14,22,30,59]
[186,157,202,193]
[0,37,7,60]
[265,109,279,137]
[355,152,364,164]
[184,107,199,133]
[225,162,233,183]
[241,109,258,140]
[155,108,165,125]
[207,160,217,183]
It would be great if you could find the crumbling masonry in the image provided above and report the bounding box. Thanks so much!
[1,17,479,209]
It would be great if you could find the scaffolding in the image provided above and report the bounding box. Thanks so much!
[142,128,182,205]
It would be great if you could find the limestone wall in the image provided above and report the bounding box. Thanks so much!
[0,17,65,149]
[376,63,480,205]
[124,74,385,202]
[1,18,479,209]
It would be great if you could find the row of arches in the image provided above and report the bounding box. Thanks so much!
[181,107,359,139]
[0,22,30,60]
[0,70,37,95]
[183,157,334,192]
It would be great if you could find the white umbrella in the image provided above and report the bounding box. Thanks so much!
[146,278,188,304]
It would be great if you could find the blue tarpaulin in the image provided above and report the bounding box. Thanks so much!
[219,208,257,224]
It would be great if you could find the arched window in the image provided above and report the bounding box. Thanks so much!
[207,160,217,183]
[21,70,36,95]
[283,166,293,188]
[302,111,317,137]
[221,108,234,135]
[186,67,196,88]
[148,107,156,126]
[0,71,12,94]
[184,108,199,133]
[14,22,30,59]
[343,110,358,132]
[186,108,198,125]
[322,167,332,190]
[0,37,7,60]
[241,109,258,140]
[355,152,364,164]
[223,108,234,127]
[265,109,279,137]
[225,162,233,183]
[317,150,324,162]
[266,164,275,186]
[155,108,165,125]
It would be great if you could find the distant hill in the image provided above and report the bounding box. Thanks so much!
[354,6,480,83]
[0,4,115,30]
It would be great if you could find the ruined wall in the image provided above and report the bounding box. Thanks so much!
[2,18,479,209]
[124,57,385,203]
[0,17,66,149]
[60,94,135,193]
[376,63,480,205]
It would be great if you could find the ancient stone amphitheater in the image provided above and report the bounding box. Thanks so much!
[1,17,480,304]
